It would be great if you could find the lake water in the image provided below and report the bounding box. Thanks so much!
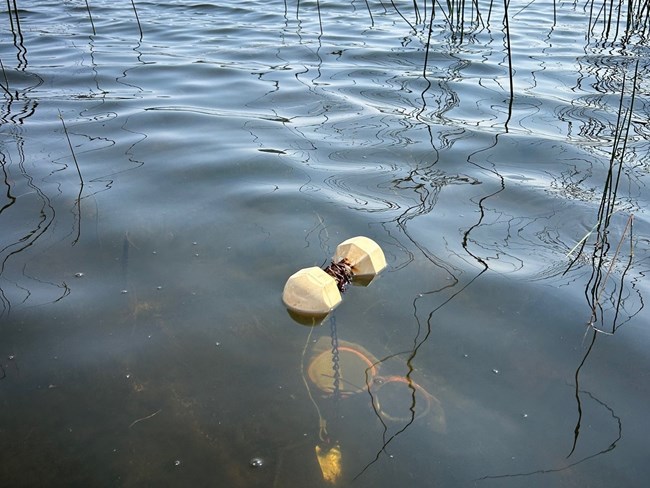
[1,1,649,486]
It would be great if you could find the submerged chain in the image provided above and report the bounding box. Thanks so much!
[329,314,341,401]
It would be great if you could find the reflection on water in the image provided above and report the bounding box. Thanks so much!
[1,1,649,486]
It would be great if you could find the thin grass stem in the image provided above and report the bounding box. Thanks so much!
[595,215,633,306]
[503,0,514,126]
[59,111,85,245]
[59,111,84,190]
[85,0,96,35]
[390,0,416,31]
[565,210,618,258]
[59,111,85,244]
[316,0,323,36]
[363,0,375,26]
[131,0,143,39]
[0,59,12,98]
[589,214,634,332]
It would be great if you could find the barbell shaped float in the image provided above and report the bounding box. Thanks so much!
[282,236,386,316]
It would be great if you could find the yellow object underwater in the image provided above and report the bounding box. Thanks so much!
[315,444,342,484]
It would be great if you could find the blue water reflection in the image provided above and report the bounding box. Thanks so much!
[1,1,649,486]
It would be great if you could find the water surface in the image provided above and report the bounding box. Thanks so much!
[1,1,649,486]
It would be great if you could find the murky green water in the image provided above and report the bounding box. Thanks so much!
[1,1,649,486]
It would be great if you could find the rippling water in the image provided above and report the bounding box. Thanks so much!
[1,1,649,486]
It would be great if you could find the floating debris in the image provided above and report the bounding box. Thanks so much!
[249,457,264,468]
[129,409,162,429]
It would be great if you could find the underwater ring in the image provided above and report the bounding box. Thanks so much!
[371,375,434,423]
[307,346,378,396]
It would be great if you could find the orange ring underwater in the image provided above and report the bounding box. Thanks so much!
[370,375,434,422]
[307,346,378,396]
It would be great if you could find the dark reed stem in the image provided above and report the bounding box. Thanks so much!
[131,0,143,39]
[614,0,623,40]
[567,328,597,458]
[447,0,455,32]
[587,0,597,42]
[85,0,96,35]
[59,110,84,245]
[58,111,84,191]
[626,0,634,39]
[636,0,650,37]
[422,5,436,78]
[605,0,614,37]
[627,0,649,41]
[455,0,464,42]
[6,0,27,69]
[5,0,16,37]
[390,0,416,31]
[413,0,421,23]
[590,214,634,332]
[460,0,466,38]
[9,0,22,40]
[416,2,436,118]
[363,0,375,26]
[0,58,12,99]
[502,0,514,123]
[316,0,323,35]
[597,61,638,229]
[608,214,636,333]
[572,61,639,333]
[586,0,650,42]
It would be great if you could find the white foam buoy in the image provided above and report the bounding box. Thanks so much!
[282,267,342,315]
[334,236,387,276]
